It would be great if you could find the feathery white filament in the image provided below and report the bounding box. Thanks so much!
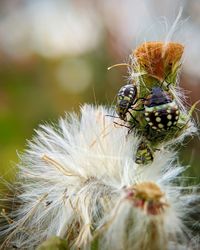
[0,105,198,250]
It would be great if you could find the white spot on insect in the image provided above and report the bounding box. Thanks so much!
[149,122,153,126]
[155,112,159,116]
[176,110,179,115]
[145,117,150,121]
[145,112,149,116]
[173,121,177,125]
[167,121,172,126]
[175,116,179,120]
[167,114,172,120]
[152,126,157,130]
[158,123,164,128]
[167,109,171,113]
[156,117,161,122]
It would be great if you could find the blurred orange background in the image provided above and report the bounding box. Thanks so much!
[0,0,200,184]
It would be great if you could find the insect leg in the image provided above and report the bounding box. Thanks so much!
[127,111,139,124]
[113,121,131,129]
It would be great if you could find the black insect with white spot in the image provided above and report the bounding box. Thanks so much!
[144,87,180,131]
[116,84,138,121]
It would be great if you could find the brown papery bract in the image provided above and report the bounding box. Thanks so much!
[133,42,184,80]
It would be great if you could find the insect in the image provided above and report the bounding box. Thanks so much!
[116,84,137,120]
[144,87,180,131]
[115,84,144,125]
[135,141,154,165]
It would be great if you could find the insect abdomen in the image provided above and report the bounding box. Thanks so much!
[144,101,179,131]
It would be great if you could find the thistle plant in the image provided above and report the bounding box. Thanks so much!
[0,40,199,250]
[114,41,197,164]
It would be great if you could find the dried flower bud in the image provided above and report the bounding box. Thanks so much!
[133,41,184,81]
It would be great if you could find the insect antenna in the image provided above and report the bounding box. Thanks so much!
[127,111,139,124]
[128,97,145,113]
[132,108,145,111]
[107,63,131,71]
[113,121,132,129]
[105,114,120,119]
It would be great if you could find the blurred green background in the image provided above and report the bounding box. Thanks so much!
[0,0,200,184]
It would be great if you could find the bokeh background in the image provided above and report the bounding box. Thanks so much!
[0,0,200,185]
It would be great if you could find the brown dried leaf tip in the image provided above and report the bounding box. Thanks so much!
[125,182,168,215]
[133,42,184,81]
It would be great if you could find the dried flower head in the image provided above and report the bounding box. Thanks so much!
[96,168,199,250]
[0,105,198,250]
[133,41,184,81]
[0,105,137,249]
